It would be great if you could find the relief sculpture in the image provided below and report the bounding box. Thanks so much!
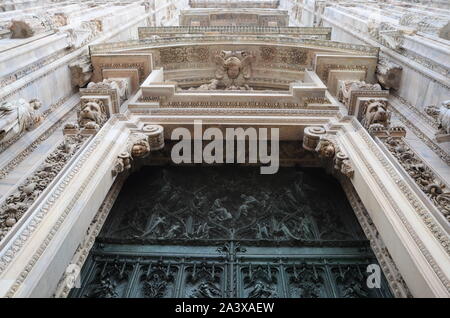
[99,167,362,244]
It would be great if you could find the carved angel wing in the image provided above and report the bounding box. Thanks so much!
[213,52,226,80]
[240,52,255,80]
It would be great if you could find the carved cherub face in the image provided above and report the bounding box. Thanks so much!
[224,56,242,79]
[79,101,104,126]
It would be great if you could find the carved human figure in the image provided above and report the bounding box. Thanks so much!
[190,281,222,298]
[0,98,42,143]
[87,278,118,298]
[247,280,276,298]
[78,100,106,128]
[209,197,232,221]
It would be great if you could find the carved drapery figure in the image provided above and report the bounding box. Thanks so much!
[0,98,42,143]
[78,99,107,128]
[425,100,450,136]
[188,79,219,91]
[361,100,391,129]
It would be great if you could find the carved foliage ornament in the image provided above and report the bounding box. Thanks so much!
[0,135,87,241]
[383,137,450,221]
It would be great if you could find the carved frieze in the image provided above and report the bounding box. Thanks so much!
[0,134,87,241]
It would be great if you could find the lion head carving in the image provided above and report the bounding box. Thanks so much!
[363,100,391,128]
[78,100,106,128]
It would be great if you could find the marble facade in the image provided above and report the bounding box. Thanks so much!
[0,0,448,298]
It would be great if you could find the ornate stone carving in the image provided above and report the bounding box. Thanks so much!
[213,50,255,88]
[142,125,165,151]
[367,21,407,51]
[69,56,93,88]
[338,80,382,107]
[424,100,450,141]
[302,126,326,151]
[0,135,87,241]
[376,58,402,90]
[127,133,151,159]
[9,14,68,38]
[112,152,132,177]
[361,100,391,129]
[303,127,353,179]
[87,78,129,102]
[315,138,336,159]
[335,151,354,179]
[0,98,42,144]
[187,79,220,91]
[112,133,151,176]
[383,136,450,221]
[399,13,450,40]
[78,99,107,129]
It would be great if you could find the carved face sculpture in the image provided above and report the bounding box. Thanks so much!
[316,139,335,158]
[79,101,105,127]
[131,141,150,158]
[214,51,254,83]
[365,101,390,127]
[224,56,242,79]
